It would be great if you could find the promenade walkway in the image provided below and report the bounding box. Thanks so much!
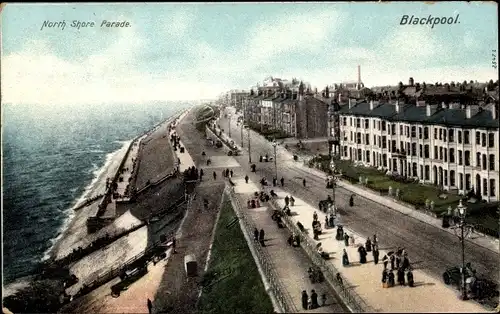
[231,176,346,313]
[264,187,491,313]
[115,135,147,200]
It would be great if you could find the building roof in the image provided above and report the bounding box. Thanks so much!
[338,101,498,129]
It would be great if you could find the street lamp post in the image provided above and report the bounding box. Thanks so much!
[272,140,278,180]
[241,122,244,148]
[248,127,252,164]
[228,113,232,138]
[329,158,342,214]
[454,200,470,301]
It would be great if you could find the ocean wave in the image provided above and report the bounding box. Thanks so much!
[40,140,132,262]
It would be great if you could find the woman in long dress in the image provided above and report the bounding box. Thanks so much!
[342,249,350,266]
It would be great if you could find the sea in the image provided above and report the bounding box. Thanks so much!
[2,101,192,288]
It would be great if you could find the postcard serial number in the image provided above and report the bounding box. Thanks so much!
[40,20,131,31]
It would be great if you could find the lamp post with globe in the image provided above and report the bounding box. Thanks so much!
[272,140,278,180]
[329,158,342,215]
[452,199,472,301]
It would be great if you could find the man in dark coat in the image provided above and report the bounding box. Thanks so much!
[285,195,290,206]
[273,177,277,186]
[402,255,410,271]
[373,246,380,264]
[303,178,307,187]
[358,246,367,264]
[388,270,395,287]
[397,267,405,286]
[311,290,318,309]
[254,228,259,242]
[395,254,401,269]
[365,238,372,252]
[407,267,415,287]
[390,254,395,270]
[344,233,350,247]
[301,290,308,310]
[381,269,388,287]
[245,175,249,183]
[230,170,234,177]
[280,177,285,186]
[259,229,265,246]
[382,254,388,269]
[199,168,204,181]
[213,171,217,180]
[147,298,153,314]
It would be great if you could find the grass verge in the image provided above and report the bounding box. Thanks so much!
[197,195,274,314]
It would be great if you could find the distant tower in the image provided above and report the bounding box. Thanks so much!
[409,77,414,86]
[357,65,362,90]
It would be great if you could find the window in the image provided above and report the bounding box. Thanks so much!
[343,117,347,126]
[450,148,455,163]
[482,133,486,147]
[356,118,360,128]
[439,129,443,140]
[482,154,487,170]
[459,173,463,189]
[366,150,370,162]
[411,126,416,138]
[419,144,423,157]
[406,126,409,137]
[490,179,496,197]
[476,152,481,167]
[400,125,403,136]
[382,136,387,148]
[377,120,381,130]
[488,133,495,148]
[343,146,348,156]
[383,154,387,167]
[357,132,361,144]
[419,127,422,139]
[464,131,470,144]
[392,140,397,152]
[373,135,377,146]
[365,134,370,145]
[444,170,448,186]
[489,154,495,171]
[378,136,381,148]
[483,178,488,196]
[424,145,430,158]
[444,148,447,162]
[476,131,480,145]
[465,173,471,190]
[458,130,462,144]
[439,147,443,160]
[425,165,430,180]
[434,128,438,140]
[449,129,454,142]
[411,143,417,156]
[350,131,353,142]
[465,151,470,166]
[434,146,438,159]
[382,121,386,131]
[412,163,417,177]
[458,150,463,165]
[391,124,396,135]
[443,130,447,142]
[450,170,455,187]
[357,148,362,161]
[424,127,429,139]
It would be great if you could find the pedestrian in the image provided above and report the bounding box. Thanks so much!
[402,255,410,271]
[382,254,388,269]
[313,211,318,221]
[301,290,308,310]
[395,254,401,269]
[172,236,177,253]
[358,245,367,264]
[365,237,372,252]
[321,293,327,307]
[342,248,350,266]
[285,195,290,206]
[373,234,378,246]
[397,267,405,286]
[407,267,415,287]
[349,235,355,247]
[213,171,217,180]
[259,229,265,246]
[254,228,259,242]
[311,290,318,309]
[200,169,204,181]
[382,269,388,288]
[388,270,395,287]
[373,246,380,264]
[280,177,285,187]
[288,196,294,206]
[390,254,395,270]
[245,175,249,183]
[303,178,306,187]
[273,177,277,186]
[230,170,233,177]
[147,298,153,314]
[344,233,349,247]
[226,169,230,177]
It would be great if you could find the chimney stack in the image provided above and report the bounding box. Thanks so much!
[357,65,361,87]
[466,104,480,119]
[348,98,355,109]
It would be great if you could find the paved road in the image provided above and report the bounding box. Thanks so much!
[218,109,499,297]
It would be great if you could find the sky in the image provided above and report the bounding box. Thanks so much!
[1,2,498,105]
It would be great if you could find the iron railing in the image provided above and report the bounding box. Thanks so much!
[269,198,372,313]
[227,185,297,313]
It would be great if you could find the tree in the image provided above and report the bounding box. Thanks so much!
[463,80,468,86]
[450,81,455,87]
[470,80,474,84]
[422,82,427,89]
[487,79,494,91]
[398,81,404,89]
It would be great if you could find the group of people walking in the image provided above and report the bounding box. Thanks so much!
[301,289,327,310]
[253,228,266,246]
